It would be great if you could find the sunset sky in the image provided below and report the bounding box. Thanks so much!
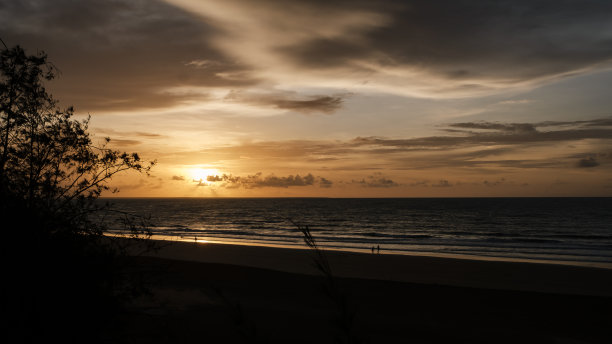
[2,0,612,197]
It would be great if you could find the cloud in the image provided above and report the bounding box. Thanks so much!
[206,175,224,182]
[497,99,533,105]
[185,59,224,69]
[408,180,454,187]
[353,173,399,188]
[5,0,612,116]
[576,157,599,168]
[319,177,333,188]
[133,132,163,138]
[94,128,163,138]
[107,139,141,146]
[115,177,163,191]
[408,180,430,187]
[171,175,185,181]
[225,90,346,114]
[190,117,612,173]
[254,174,315,187]
[432,180,452,187]
[0,0,255,112]
[355,117,612,148]
[447,122,537,134]
[193,172,332,188]
[408,178,527,188]
[164,0,612,98]
[273,96,344,114]
[483,178,507,187]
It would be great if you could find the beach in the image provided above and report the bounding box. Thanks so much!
[115,240,612,343]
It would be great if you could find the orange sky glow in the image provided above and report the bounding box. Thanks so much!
[2,0,612,197]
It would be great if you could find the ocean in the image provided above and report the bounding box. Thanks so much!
[103,197,612,266]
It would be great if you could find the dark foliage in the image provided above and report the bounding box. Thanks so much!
[0,44,155,342]
[292,220,362,344]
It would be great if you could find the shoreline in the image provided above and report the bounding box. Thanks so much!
[136,238,612,297]
[141,234,612,270]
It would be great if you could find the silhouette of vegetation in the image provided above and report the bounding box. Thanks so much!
[292,221,362,344]
[1,43,155,342]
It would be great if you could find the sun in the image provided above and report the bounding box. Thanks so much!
[190,168,221,182]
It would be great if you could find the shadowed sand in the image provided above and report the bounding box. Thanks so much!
[116,240,612,343]
[144,240,612,296]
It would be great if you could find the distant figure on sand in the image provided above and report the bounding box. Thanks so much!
[377,245,380,254]
[371,246,375,254]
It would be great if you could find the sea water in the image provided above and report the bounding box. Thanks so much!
[102,197,612,265]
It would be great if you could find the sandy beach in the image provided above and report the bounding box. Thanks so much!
[113,240,612,343]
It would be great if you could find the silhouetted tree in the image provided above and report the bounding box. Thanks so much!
[0,44,154,342]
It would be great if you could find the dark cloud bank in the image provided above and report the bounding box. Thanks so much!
[0,0,252,112]
[281,0,612,83]
[3,0,612,112]
[0,0,349,114]
[182,172,332,188]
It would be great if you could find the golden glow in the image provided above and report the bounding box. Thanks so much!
[190,168,221,182]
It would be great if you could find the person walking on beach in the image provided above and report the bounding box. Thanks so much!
[377,245,380,254]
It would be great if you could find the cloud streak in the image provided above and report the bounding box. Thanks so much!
[188,117,612,173]
[4,0,612,116]
[225,90,346,114]
[165,0,612,98]
[356,118,612,149]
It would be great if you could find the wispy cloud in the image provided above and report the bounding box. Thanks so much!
[164,0,612,98]
[497,99,533,105]
[94,128,163,137]
[0,0,254,112]
[5,0,612,114]
[187,117,612,173]
[356,118,612,148]
[107,139,141,146]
